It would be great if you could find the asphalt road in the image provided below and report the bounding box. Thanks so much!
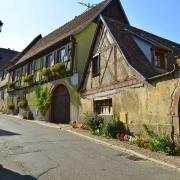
[0,114,179,180]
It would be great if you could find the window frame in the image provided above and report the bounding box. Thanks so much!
[94,99,112,115]
[1,70,6,81]
[46,52,54,67]
[56,46,68,63]
[152,47,168,70]
[92,54,100,78]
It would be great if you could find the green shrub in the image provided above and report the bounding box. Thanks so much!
[105,116,127,139]
[144,125,176,155]
[23,74,34,83]
[18,99,28,109]
[149,133,176,155]
[33,86,52,116]
[7,101,15,110]
[41,67,52,77]
[86,114,104,136]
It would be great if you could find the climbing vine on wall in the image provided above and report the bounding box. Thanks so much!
[34,86,52,116]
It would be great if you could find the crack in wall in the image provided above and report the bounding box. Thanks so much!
[169,79,179,115]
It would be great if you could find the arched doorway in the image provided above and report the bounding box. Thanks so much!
[51,85,70,124]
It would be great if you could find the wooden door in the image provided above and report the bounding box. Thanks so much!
[51,85,70,124]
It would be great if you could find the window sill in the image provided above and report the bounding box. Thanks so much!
[92,73,100,78]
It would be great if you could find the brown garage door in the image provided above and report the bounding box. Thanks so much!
[51,85,70,124]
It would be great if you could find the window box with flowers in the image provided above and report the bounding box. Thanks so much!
[50,63,66,76]
[41,67,52,79]
[23,74,34,84]
[8,81,16,89]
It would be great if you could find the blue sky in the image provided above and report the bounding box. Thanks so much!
[0,0,179,52]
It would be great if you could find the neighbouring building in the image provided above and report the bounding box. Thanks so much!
[78,16,180,136]
[5,0,129,123]
[0,48,19,111]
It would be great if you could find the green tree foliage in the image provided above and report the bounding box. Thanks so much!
[34,86,52,116]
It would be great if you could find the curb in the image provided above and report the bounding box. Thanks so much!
[2,114,180,171]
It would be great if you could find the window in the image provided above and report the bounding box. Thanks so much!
[92,55,100,77]
[29,61,34,73]
[152,47,167,69]
[46,53,54,67]
[22,64,29,76]
[1,70,6,80]
[15,68,22,86]
[94,99,112,115]
[57,47,67,63]
[0,89,4,100]
[34,59,41,71]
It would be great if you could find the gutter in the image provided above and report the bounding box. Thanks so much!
[148,64,177,81]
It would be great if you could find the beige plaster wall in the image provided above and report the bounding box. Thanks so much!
[80,78,180,135]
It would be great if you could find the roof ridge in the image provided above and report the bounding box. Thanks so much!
[103,16,180,48]
[42,0,110,39]
[0,47,19,53]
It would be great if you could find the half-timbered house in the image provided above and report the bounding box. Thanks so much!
[79,16,180,135]
[5,0,129,123]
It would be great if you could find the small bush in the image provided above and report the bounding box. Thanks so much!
[7,101,15,110]
[149,133,176,155]
[105,116,126,139]
[18,99,28,109]
[86,115,104,136]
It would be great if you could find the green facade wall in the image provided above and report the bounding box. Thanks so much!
[75,22,96,80]
[5,22,97,123]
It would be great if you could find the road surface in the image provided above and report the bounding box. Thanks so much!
[0,114,179,180]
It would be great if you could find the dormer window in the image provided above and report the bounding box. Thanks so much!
[92,55,100,77]
[152,47,168,69]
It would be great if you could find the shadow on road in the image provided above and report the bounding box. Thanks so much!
[0,165,36,180]
[0,129,20,136]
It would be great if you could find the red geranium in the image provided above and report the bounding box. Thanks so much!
[118,133,125,141]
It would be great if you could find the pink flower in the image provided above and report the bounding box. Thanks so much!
[81,124,88,130]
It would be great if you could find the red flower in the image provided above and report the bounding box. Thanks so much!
[118,133,125,141]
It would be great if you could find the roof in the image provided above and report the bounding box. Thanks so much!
[14,0,113,67]
[79,16,180,89]
[0,48,19,69]
[8,34,42,70]
[102,17,180,78]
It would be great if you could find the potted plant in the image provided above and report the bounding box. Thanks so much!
[18,99,28,109]
[7,101,15,110]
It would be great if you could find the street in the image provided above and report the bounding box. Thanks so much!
[0,114,179,180]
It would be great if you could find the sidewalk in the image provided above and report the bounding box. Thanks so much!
[3,114,180,171]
